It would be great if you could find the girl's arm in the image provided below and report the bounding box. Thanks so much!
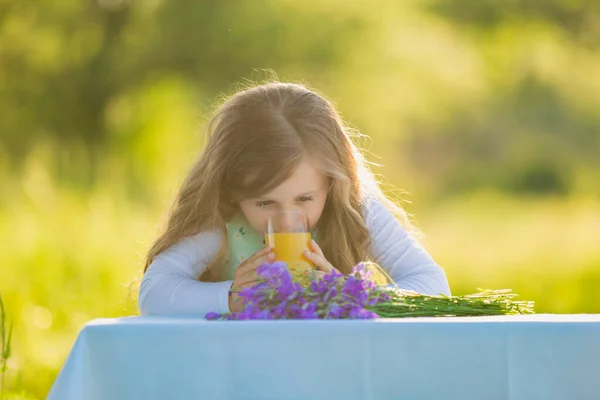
[364,196,451,296]
[138,230,233,315]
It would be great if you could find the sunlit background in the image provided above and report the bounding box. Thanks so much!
[1,0,599,397]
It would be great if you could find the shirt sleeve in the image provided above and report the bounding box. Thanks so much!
[364,196,451,296]
[138,229,233,315]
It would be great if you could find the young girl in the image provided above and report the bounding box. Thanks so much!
[139,82,451,315]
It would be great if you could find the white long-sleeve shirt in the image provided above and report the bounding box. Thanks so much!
[139,197,451,315]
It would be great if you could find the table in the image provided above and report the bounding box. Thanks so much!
[48,314,600,400]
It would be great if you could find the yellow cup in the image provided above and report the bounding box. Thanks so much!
[265,211,314,278]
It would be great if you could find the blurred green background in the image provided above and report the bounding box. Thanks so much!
[1,0,599,397]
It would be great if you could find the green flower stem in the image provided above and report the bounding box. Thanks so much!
[368,288,535,318]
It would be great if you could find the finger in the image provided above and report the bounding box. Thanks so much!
[233,267,264,290]
[243,252,275,279]
[237,249,273,273]
[248,246,272,262]
[303,250,339,274]
[238,260,273,285]
[253,251,275,267]
[309,239,324,257]
[235,278,263,292]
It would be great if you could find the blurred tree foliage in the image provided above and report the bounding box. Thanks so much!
[0,0,598,198]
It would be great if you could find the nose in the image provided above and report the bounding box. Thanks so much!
[278,212,295,231]
[277,202,301,213]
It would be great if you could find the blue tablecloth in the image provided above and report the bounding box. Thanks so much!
[48,314,600,400]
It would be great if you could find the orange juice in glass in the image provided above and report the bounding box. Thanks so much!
[265,210,314,279]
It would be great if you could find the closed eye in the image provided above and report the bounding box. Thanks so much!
[255,197,313,207]
[255,200,275,207]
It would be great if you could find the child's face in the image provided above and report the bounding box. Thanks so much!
[238,158,329,235]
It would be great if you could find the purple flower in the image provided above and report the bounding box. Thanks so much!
[205,312,221,320]
[324,270,343,284]
[205,261,390,321]
[351,262,372,280]
[277,280,302,299]
[348,307,378,319]
[327,304,344,319]
[342,277,369,302]
[298,303,319,319]
[271,301,289,318]
[257,261,288,280]
[309,279,328,295]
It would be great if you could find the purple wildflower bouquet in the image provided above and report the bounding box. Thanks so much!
[206,262,534,320]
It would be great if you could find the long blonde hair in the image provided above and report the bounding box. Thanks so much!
[144,82,419,280]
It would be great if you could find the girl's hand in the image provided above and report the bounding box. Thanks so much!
[304,240,341,275]
[229,247,274,312]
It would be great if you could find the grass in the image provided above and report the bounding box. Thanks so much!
[1,294,13,399]
[418,192,600,314]
[0,179,598,398]
[1,295,37,400]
